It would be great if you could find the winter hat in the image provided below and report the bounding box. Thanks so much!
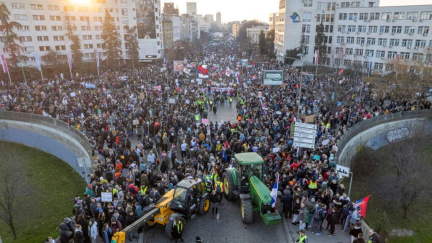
[64,217,71,223]
[87,184,92,189]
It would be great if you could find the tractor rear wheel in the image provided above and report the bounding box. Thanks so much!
[165,217,186,239]
[143,219,156,230]
[223,171,237,200]
[241,199,253,224]
[198,195,211,215]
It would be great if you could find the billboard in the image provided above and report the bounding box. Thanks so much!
[173,60,184,72]
[263,70,283,85]
[136,0,156,39]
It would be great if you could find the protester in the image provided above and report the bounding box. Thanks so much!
[28,36,426,242]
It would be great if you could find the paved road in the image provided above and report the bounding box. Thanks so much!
[143,198,287,243]
[207,98,238,124]
[124,101,351,243]
[284,217,351,243]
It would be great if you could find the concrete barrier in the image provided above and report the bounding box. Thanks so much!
[0,112,93,183]
[336,110,432,167]
[336,110,432,241]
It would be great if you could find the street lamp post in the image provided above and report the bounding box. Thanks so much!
[285,54,304,120]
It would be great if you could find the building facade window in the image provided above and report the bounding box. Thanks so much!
[370,13,380,20]
[12,3,25,9]
[368,26,378,33]
[381,12,392,20]
[376,51,385,58]
[407,12,419,20]
[378,38,387,46]
[389,39,399,46]
[394,12,405,20]
[30,4,43,10]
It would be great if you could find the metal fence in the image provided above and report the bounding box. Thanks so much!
[0,111,93,157]
[336,109,432,160]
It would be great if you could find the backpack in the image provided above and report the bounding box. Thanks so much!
[216,183,222,194]
[320,209,326,220]
[313,208,321,220]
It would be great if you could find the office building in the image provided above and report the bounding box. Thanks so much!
[0,0,163,66]
[186,2,197,16]
[216,12,222,25]
[162,14,173,49]
[205,14,214,22]
[232,23,239,37]
[273,0,432,73]
[269,13,276,30]
[163,2,179,15]
[247,26,269,44]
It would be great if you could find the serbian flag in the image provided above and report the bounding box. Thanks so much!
[315,50,319,65]
[270,175,279,208]
[356,195,370,218]
[338,69,344,75]
[0,55,8,73]
[197,65,208,75]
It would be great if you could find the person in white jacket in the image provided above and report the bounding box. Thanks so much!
[88,219,98,243]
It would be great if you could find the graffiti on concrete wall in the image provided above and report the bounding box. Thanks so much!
[386,127,409,143]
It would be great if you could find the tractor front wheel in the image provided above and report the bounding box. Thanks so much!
[143,219,156,230]
[223,171,237,200]
[198,195,211,215]
[241,199,253,224]
[165,217,186,239]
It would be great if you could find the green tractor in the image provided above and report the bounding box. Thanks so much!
[222,152,282,225]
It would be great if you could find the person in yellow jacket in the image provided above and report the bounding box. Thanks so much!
[296,230,308,243]
[171,217,184,243]
[308,178,318,198]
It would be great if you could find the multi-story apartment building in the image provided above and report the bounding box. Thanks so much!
[269,13,276,30]
[232,23,239,37]
[162,14,173,49]
[186,2,197,16]
[163,2,179,15]
[247,26,269,45]
[216,12,221,26]
[274,0,432,73]
[0,0,163,67]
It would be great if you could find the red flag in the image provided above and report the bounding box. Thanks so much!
[198,65,208,75]
[356,195,370,218]
[338,69,343,75]
[0,55,8,73]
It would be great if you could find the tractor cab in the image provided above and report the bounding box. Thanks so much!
[235,153,264,193]
[170,178,208,219]
[222,153,282,225]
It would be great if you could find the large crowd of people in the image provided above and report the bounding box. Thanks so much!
[3,36,428,243]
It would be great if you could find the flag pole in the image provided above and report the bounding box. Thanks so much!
[6,69,12,85]
[274,174,279,216]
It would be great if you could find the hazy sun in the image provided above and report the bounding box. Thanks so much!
[70,0,91,4]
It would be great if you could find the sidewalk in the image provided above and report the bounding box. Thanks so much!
[282,217,351,243]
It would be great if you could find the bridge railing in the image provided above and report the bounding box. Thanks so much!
[0,111,93,162]
[335,109,432,161]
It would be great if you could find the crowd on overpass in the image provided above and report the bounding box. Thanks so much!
[2,38,427,243]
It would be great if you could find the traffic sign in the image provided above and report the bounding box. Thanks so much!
[292,142,315,149]
[294,132,315,139]
[293,122,317,149]
[295,123,317,129]
[293,137,315,144]
[294,127,316,134]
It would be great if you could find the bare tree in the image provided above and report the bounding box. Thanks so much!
[0,144,29,239]
[372,137,432,219]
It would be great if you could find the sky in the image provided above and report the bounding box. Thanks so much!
[161,0,431,23]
